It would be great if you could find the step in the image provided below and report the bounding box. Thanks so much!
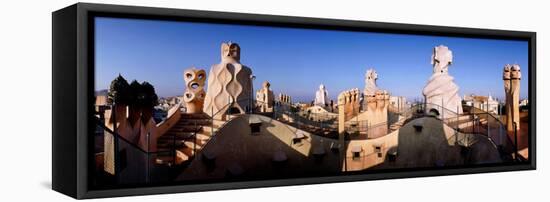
[444,115,472,123]
[180,113,210,119]
[156,140,185,149]
[451,118,487,129]
[165,131,201,139]
[165,130,198,138]
[183,141,203,150]
[447,118,473,127]
[196,136,209,144]
[175,119,211,126]
[172,120,210,127]
[201,126,220,135]
[160,135,191,142]
[155,155,176,166]
[177,119,211,126]
[196,133,211,141]
[169,125,203,132]
[177,147,194,159]
[175,150,191,164]
[198,129,214,137]
[211,119,226,127]
[160,132,210,143]
[156,149,192,165]
[480,119,488,125]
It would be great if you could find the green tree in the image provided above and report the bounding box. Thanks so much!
[107,74,130,105]
[141,81,159,108]
[129,80,145,107]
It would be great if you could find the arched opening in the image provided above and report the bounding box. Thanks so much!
[190,82,199,89]
[428,108,440,116]
[228,107,241,114]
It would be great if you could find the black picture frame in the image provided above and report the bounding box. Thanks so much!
[52,3,536,199]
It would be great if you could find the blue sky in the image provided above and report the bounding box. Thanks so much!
[95,17,529,102]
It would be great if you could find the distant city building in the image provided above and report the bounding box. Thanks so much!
[94,95,109,119]
[389,96,407,112]
[155,96,185,112]
[168,96,182,105]
[95,95,108,106]
[519,99,529,106]
[153,106,168,123]
[314,84,329,107]
[295,102,310,110]
[463,94,499,114]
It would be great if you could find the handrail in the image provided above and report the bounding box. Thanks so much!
[198,98,256,156]
[460,105,509,134]
[298,109,338,120]
[412,102,460,116]
[167,102,182,118]
[274,101,395,138]
[190,125,204,157]
[464,105,506,126]
[274,104,335,128]
[95,111,203,155]
[96,116,164,154]
[197,98,286,160]
[409,102,518,161]
[465,105,518,159]
[202,99,516,161]
[209,101,234,119]
[96,113,203,183]
[513,121,518,160]
[155,103,182,138]
[207,97,255,137]
[345,120,388,130]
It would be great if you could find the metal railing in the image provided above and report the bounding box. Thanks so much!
[94,104,203,185]
[412,101,519,162]
[462,105,519,161]
[198,97,260,157]
[345,120,389,139]
[272,102,337,135]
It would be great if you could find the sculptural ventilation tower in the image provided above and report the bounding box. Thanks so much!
[203,42,253,119]
[422,45,463,116]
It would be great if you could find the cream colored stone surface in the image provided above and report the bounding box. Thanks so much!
[278,93,292,104]
[503,64,521,132]
[339,88,360,121]
[173,112,503,180]
[347,90,389,128]
[314,84,329,107]
[183,67,206,114]
[422,45,463,115]
[203,42,253,118]
[393,117,501,168]
[103,105,130,175]
[177,114,343,180]
[337,91,347,135]
[389,96,407,112]
[301,105,338,122]
[256,81,274,112]
[364,68,378,96]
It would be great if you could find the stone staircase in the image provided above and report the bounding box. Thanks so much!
[389,116,408,132]
[155,113,226,166]
[389,113,483,132]
[444,115,489,134]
